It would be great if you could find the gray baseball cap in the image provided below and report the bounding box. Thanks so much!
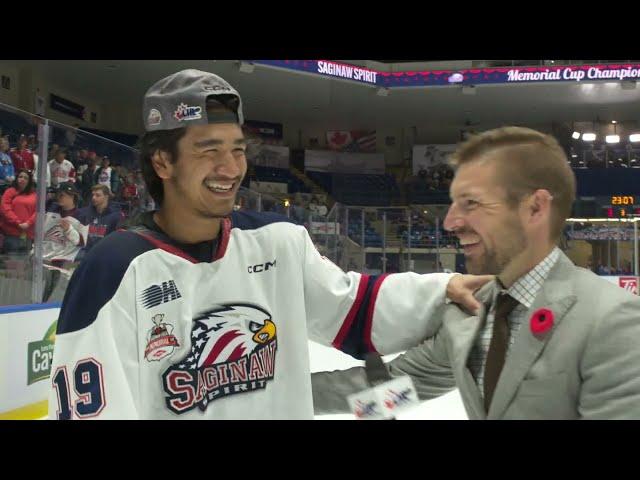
[143,69,244,132]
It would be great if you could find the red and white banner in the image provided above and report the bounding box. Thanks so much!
[327,131,376,152]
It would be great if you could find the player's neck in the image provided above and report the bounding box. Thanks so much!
[154,207,221,245]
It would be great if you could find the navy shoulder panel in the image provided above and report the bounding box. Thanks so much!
[231,210,298,230]
[56,230,155,335]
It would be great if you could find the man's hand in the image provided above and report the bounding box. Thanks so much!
[60,218,70,232]
[18,222,29,231]
[446,274,494,315]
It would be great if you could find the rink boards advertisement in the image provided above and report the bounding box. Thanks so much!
[0,303,60,418]
[601,276,639,295]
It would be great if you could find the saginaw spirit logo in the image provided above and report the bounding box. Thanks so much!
[162,304,277,415]
[144,314,180,362]
[173,103,202,122]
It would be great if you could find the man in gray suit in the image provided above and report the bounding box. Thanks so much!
[312,126,640,419]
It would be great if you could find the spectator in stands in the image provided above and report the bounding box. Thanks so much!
[315,196,328,216]
[81,154,100,204]
[0,137,15,194]
[48,182,81,218]
[96,155,116,193]
[135,169,155,212]
[31,140,51,188]
[77,184,122,257]
[76,148,89,168]
[27,134,37,152]
[109,162,122,197]
[76,158,89,184]
[121,172,139,206]
[44,182,86,260]
[0,169,37,253]
[48,144,60,161]
[49,149,76,187]
[10,135,35,172]
[65,123,79,147]
[308,197,319,215]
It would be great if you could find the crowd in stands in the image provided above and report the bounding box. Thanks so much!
[594,263,634,275]
[0,127,155,261]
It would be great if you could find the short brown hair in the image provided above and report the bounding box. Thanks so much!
[91,184,111,197]
[450,126,576,242]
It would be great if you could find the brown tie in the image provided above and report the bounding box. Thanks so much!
[483,292,520,412]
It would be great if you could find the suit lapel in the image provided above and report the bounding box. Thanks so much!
[487,253,578,419]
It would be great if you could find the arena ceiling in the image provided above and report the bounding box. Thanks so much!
[5,60,640,134]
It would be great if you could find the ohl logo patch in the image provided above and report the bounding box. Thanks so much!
[162,304,277,415]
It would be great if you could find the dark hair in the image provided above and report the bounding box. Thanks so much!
[137,128,187,206]
[13,169,35,195]
[137,97,244,207]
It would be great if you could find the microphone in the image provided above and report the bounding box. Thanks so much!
[347,352,420,420]
[365,351,391,386]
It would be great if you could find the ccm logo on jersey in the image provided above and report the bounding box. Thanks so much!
[248,259,276,274]
[140,280,182,309]
[162,304,277,415]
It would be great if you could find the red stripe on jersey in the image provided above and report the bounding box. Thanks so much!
[332,274,370,350]
[363,274,390,353]
[214,217,232,261]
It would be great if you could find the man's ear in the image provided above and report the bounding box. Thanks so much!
[526,189,553,222]
[150,150,173,180]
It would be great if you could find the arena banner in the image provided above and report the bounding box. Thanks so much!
[249,180,288,195]
[0,303,61,418]
[253,60,379,86]
[412,144,457,175]
[304,149,335,172]
[244,120,283,140]
[49,94,86,120]
[305,150,384,174]
[252,145,290,169]
[253,61,640,89]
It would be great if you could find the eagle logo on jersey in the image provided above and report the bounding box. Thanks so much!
[144,314,180,362]
[162,304,277,415]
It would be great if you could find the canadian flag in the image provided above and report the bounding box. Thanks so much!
[327,131,353,150]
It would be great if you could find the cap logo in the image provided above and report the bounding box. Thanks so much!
[147,109,162,126]
[204,85,232,92]
[174,103,202,122]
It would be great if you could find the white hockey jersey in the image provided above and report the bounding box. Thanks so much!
[48,159,76,187]
[49,211,452,419]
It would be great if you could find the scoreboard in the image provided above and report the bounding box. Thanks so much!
[604,195,640,218]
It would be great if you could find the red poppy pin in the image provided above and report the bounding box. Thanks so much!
[530,308,554,337]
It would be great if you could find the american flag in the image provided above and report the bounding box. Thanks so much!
[175,320,214,370]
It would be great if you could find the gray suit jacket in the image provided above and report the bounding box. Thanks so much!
[312,252,640,419]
